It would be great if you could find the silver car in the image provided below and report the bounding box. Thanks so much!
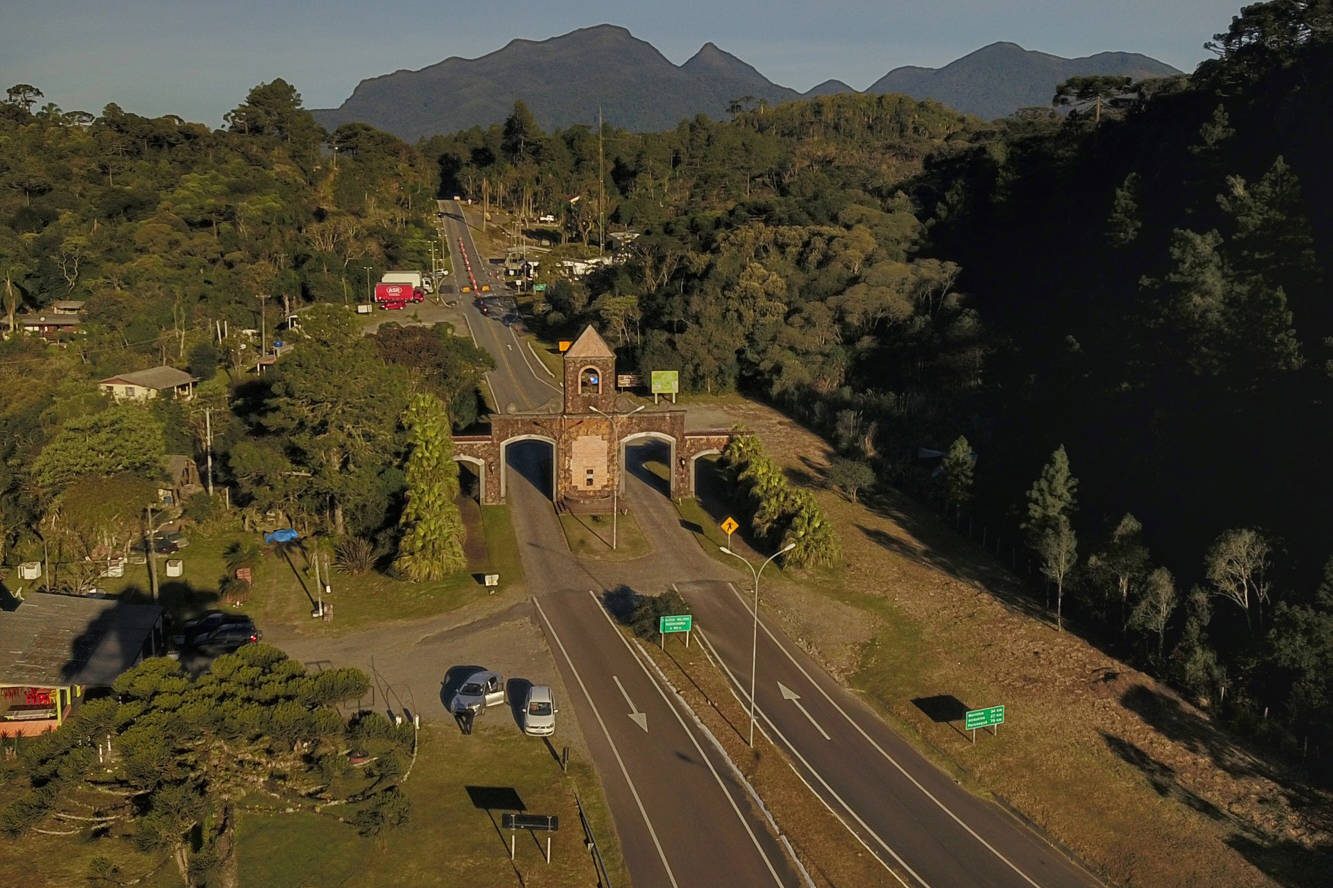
[522,685,557,736]
[451,670,505,714]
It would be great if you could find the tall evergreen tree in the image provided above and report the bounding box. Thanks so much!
[393,393,466,581]
[942,435,975,510]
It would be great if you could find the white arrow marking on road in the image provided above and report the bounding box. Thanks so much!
[778,681,830,740]
[613,675,649,732]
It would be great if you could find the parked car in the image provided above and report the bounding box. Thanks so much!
[194,620,262,654]
[521,685,558,736]
[173,610,251,647]
[450,670,505,714]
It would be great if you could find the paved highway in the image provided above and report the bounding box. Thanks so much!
[505,446,801,887]
[440,213,1100,886]
[620,457,1101,888]
[436,199,560,413]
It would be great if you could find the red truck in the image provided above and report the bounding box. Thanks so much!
[373,282,424,309]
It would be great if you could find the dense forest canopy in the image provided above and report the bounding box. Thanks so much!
[0,1,1329,771]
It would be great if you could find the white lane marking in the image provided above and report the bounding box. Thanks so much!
[527,340,557,378]
[695,629,913,888]
[509,326,562,394]
[586,590,789,887]
[777,681,830,740]
[532,597,680,888]
[612,675,650,732]
[723,583,1046,888]
[697,627,928,887]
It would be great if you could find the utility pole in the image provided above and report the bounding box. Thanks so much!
[144,504,159,601]
[590,404,644,549]
[204,407,214,496]
[256,293,269,360]
[482,177,490,232]
[597,106,605,258]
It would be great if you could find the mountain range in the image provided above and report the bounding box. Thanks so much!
[312,25,1181,140]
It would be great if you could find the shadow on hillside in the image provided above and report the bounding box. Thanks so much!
[1100,730,1229,823]
[1119,683,1293,787]
[854,515,1051,625]
[1226,833,1333,888]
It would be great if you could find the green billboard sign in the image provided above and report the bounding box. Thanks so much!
[964,705,1005,731]
[658,614,693,634]
[650,370,679,395]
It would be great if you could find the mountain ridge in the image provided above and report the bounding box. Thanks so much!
[312,26,1182,139]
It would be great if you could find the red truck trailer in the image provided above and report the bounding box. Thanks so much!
[373,282,423,309]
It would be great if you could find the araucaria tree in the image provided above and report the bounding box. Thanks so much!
[1023,445,1080,628]
[393,393,466,580]
[941,435,975,510]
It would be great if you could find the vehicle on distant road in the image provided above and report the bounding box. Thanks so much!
[450,670,505,714]
[538,214,556,223]
[172,611,253,648]
[521,685,557,735]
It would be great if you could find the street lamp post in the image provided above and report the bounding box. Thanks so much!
[589,403,645,550]
[720,540,796,747]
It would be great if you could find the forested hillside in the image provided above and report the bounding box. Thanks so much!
[425,1,1332,769]
[0,80,489,582]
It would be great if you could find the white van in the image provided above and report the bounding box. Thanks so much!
[522,685,557,736]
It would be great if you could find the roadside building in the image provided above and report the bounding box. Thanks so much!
[98,365,196,402]
[0,592,164,736]
[15,312,83,340]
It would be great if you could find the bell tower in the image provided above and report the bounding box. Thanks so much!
[562,326,617,415]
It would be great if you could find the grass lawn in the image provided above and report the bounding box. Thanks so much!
[0,818,179,888]
[237,723,626,888]
[558,511,651,560]
[105,504,522,637]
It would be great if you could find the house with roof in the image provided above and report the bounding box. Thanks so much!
[99,366,196,402]
[0,592,163,736]
[16,312,83,340]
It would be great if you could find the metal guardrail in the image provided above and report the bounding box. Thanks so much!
[575,793,613,888]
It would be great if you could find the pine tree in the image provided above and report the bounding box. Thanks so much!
[1023,445,1078,540]
[393,394,466,581]
[941,435,975,510]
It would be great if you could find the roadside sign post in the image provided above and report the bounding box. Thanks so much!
[720,516,739,549]
[963,705,1005,743]
[659,613,694,649]
[502,813,559,864]
[650,369,679,405]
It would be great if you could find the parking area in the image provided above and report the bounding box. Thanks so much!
[269,596,585,748]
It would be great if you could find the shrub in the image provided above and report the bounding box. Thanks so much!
[335,537,376,575]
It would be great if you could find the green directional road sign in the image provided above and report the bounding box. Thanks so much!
[659,614,693,634]
[533,283,547,292]
[964,705,1005,731]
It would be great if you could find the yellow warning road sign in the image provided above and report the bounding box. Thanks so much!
[720,516,739,536]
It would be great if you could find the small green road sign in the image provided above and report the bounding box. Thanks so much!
[533,283,547,292]
[650,370,679,394]
[659,614,693,634]
[964,705,1005,731]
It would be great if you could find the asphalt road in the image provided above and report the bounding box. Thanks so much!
[436,200,561,414]
[420,212,1101,886]
[506,444,800,887]
[619,456,1101,888]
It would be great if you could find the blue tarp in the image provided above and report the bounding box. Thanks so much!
[264,528,300,544]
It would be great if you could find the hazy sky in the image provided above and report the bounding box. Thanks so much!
[1,1,1244,126]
